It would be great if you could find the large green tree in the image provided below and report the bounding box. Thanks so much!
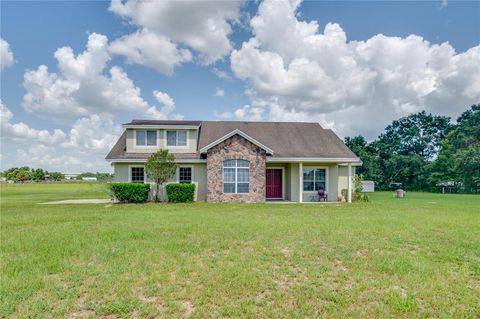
[344,135,380,181]
[145,149,177,201]
[346,111,452,190]
[431,105,480,192]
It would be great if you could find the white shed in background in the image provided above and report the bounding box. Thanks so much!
[362,181,375,192]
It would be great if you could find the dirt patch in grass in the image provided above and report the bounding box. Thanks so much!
[181,300,195,318]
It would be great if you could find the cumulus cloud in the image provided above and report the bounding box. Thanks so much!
[1,38,14,70]
[230,0,480,138]
[145,90,183,120]
[1,100,122,171]
[16,145,84,169]
[22,33,181,120]
[1,100,66,144]
[212,67,232,80]
[109,0,243,73]
[61,114,121,151]
[109,29,192,75]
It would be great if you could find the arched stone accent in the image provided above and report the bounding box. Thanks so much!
[206,134,266,202]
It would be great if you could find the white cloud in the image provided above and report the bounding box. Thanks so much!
[1,101,121,172]
[22,33,181,120]
[214,87,225,97]
[1,38,14,70]
[109,29,192,75]
[16,145,83,169]
[230,0,480,138]
[61,114,121,151]
[212,67,232,80]
[1,101,66,144]
[109,0,243,72]
[145,90,183,120]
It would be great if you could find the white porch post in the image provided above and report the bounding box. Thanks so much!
[299,162,303,203]
[347,163,352,203]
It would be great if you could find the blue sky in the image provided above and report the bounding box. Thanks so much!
[1,0,479,172]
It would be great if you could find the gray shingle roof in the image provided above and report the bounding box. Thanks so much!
[199,121,357,158]
[123,119,201,126]
[106,121,358,161]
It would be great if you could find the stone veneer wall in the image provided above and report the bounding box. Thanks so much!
[206,135,266,203]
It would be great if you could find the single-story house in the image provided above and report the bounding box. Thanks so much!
[106,120,361,203]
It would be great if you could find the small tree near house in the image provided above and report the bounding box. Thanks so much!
[145,149,177,202]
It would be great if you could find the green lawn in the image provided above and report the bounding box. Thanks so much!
[1,183,479,318]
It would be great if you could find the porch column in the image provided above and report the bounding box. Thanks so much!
[299,162,303,203]
[347,163,352,203]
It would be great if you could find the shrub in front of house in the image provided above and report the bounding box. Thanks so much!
[110,183,151,203]
[166,183,195,203]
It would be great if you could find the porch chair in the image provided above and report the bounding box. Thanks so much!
[318,189,327,202]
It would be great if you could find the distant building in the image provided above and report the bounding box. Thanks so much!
[362,181,375,192]
[82,177,97,181]
[64,173,80,180]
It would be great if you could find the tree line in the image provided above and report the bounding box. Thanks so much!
[345,104,479,193]
[0,167,113,183]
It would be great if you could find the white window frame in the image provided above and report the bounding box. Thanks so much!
[164,130,189,148]
[302,166,328,193]
[223,160,250,194]
[128,165,146,183]
[135,129,159,149]
[266,166,285,200]
[176,166,194,183]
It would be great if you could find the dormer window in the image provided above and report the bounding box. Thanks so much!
[166,130,187,147]
[136,130,157,146]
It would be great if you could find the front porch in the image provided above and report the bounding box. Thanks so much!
[265,161,355,203]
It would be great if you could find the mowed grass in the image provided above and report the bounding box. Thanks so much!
[1,183,479,318]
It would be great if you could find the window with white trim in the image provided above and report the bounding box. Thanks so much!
[166,130,187,146]
[303,168,326,191]
[223,160,249,193]
[136,130,157,146]
[178,167,192,183]
[131,167,145,183]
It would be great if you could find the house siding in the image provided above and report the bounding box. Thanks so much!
[113,161,354,203]
[338,165,355,197]
[301,163,340,202]
[113,162,208,201]
[126,128,198,154]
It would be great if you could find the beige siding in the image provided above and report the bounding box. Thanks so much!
[126,128,198,154]
[177,164,207,201]
[338,165,355,196]
[279,163,354,202]
[290,163,300,202]
[301,163,336,202]
[114,161,355,203]
[113,162,207,201]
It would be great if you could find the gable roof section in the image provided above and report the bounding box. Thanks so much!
[123,119,201,126]
[198,121,358,159]
[199,129,274,155]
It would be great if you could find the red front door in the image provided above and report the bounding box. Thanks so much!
[266,169,282,199]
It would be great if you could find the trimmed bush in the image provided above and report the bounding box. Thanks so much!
[166,183,195,203]
[110,183,150,203]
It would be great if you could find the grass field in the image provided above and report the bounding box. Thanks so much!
[1,183,479,318]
